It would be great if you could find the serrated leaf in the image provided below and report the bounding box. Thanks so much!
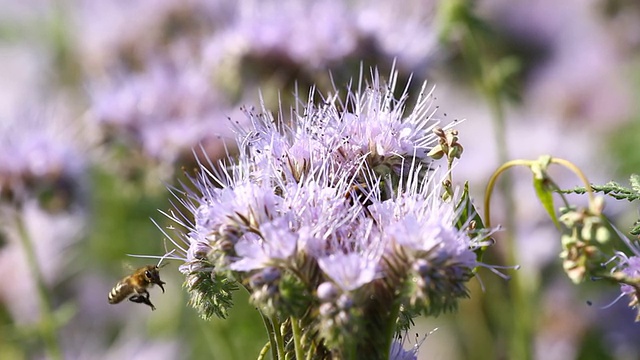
[631,221,640,236]
[185,271,238,320]
[454,182,488,258]
[533,176,561,230]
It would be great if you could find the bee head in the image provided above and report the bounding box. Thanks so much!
[144,266,166,293]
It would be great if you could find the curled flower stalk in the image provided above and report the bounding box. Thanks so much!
[485,156,640,323]
[161,68,496,359]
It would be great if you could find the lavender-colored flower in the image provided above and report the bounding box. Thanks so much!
[75,0,232,72]
[230,217,298,272]
[225,0,437,68]
[0,115,86,210]
[317,252,381,292]
[375,188,481,265]
[610,252,640,321]
[200,0,440,108]
[90,59,238,173]
[619,256,640,294]
[365,168,490,315]
[0,114,87,324]
[213,0,360,69]
[389,339,419,360]
[165,67,489,358]
[235,69,442,180]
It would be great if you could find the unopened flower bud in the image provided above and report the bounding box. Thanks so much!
[317,282,339,302]
[337,294,353,310]
[427,144,445,159]
[249,267,281,288]
[319,302,335,317]
[595,226,610,244]
[413,259,430,276]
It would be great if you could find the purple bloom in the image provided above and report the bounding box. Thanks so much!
[165,67,482,358]
[233,68,442,182]
[369,169,482,267]
[388,339,418,360]
[608,252,640,320]
[0,114,87,324]
[202,0,439,76]
[619,256,640,295]
[317,253,381,292]
[0,115,86,209]
[90,60,236,167]
[230,218,298,272]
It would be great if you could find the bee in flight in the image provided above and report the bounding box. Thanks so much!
[108,264,166,311]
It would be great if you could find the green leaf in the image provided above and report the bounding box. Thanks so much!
[185,270,238,320]
[533,175,560,230]
[454,182,489,257]
[631,220,640,236]
[562,181,640,202]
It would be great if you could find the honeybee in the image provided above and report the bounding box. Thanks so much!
[108,265,166,310]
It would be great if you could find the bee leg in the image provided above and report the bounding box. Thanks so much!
[129,293,156,311]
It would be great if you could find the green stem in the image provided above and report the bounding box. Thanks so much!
[290,317,304,360]
[14,210,62,360]
[482,156,595,360]
[458,11,533,359]
[305,342,315,360]
[257,342,271,360]
[271,315,286,360]
[201,321,224,358]
[259,311,278,360]
[345,340,357,360]
[481,68,532,360]
[382,304,401,360]
[550,158,595,205]
[483,159,530,229]
[489,98,532,360]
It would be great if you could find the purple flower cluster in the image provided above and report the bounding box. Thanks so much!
[201,0,438,73]
[83,0,439,184]
[89,58,240,178]
[166,69,492,357]
[0,116,85,210]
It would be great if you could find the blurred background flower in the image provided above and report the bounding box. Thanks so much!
[1,0,640,359]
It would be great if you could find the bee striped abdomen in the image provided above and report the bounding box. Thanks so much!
[108,277,134,304]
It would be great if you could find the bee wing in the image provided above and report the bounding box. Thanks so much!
[122,261,137,272]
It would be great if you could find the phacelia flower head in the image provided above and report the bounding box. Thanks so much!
[0,114,86,211]
[0,112,88,325]
[202,0,439,91]
[89,56,245,185]
[164,67,491,358]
